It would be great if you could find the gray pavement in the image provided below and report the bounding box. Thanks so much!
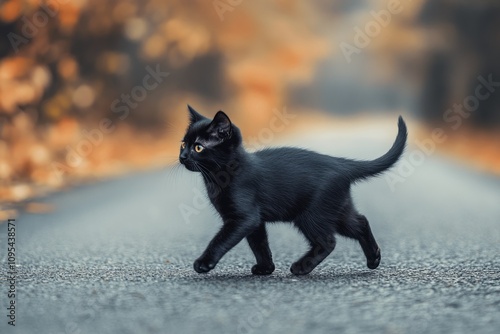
[1,127,500,334]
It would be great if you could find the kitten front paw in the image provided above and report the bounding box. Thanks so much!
[367,248,381,269]
[251,263,275,275]
[193,258,216,273]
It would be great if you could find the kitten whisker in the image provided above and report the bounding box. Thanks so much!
[209,158,223,170]
[195,162,217,184]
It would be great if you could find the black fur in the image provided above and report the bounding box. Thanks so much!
[179,105,408,275]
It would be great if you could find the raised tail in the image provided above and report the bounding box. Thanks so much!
[347,116,408,182]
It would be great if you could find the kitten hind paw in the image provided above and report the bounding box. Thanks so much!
[290,262,313,275]
[367,248,381,269]
[251,263,275,275]
[194,258,216,273]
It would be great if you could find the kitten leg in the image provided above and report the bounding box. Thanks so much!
[246,224,275,275]
[194,217,259,273]
[337,214,381,269]
[290,223,337,275]
[356,215,381,269]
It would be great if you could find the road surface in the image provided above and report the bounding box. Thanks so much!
[1,125,500,334]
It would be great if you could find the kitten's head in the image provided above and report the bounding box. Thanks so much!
[179,105,242,172]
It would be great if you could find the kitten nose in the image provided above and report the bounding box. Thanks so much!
[179,151,188,163]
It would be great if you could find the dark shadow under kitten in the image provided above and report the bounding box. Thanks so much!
[179,105,407,275]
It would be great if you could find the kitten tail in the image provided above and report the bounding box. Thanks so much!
[347,116,408,182]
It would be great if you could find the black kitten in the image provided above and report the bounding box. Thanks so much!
[179,105,407,275]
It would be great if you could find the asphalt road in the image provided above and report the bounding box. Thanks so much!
[1,126,500,334]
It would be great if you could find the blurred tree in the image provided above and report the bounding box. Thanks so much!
[419,0,500,128]
[0,0,330,203]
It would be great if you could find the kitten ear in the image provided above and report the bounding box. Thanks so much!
[187,104,206,124]
[208,111,232,139]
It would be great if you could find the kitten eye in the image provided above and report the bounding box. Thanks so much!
[194,144,204,153]
[181,142,186,149]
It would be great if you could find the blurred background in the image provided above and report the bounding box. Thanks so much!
[1,0,499,211]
